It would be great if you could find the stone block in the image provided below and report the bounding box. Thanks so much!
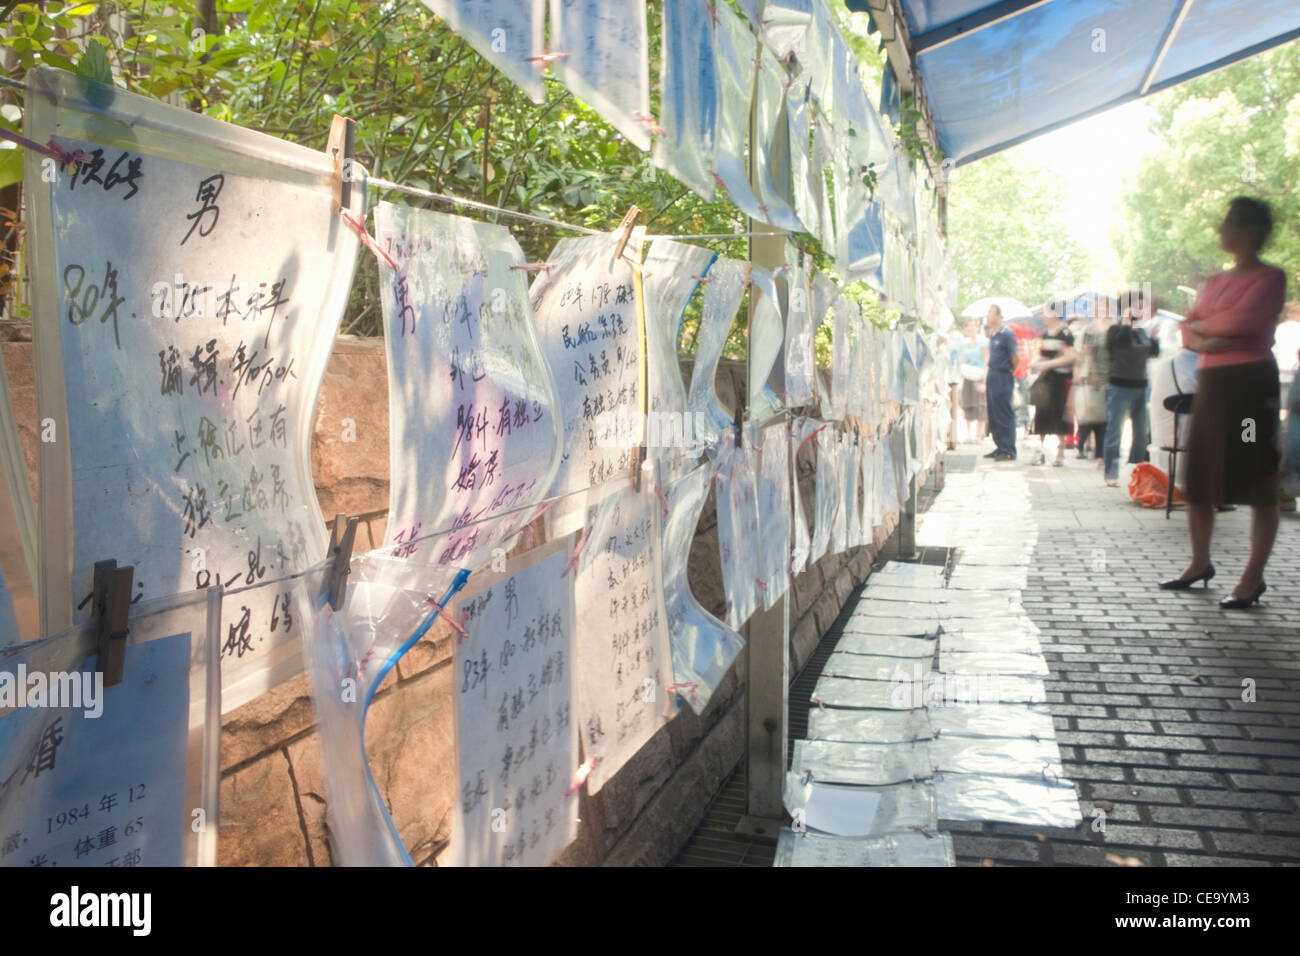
[218,750,310,866]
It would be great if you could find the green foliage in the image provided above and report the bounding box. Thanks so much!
[0,0,902,351]
[946,152,1093,312]
[1116,41,1300,307]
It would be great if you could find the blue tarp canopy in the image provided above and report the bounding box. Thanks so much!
[847,0,1300,166]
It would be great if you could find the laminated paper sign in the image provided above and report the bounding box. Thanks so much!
[714,430,761,630]
[663,465,743,716]
[418,1,546,103]
[748,265,785,426]
[653,0,719,200]
[712,3,768,222]
[753,43,805,234]
[24,68,361,711]
[827,297,852,421]
[782,249,816,408]
[756,422,791,608]
[0,586,220,867]
[374,203,562,571]
[551,0,652,151]
[530,229,645,535]
[642,240,716,478]
[808,423,836,566]
[450,539,579,865]
[573,479,673,793]
[687,256,747,442]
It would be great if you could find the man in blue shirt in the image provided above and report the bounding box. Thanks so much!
[984,304,1019,460]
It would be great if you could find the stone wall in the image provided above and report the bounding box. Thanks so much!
[1,336,906,866]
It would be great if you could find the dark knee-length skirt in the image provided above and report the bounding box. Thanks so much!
[1184,358,1281,507]
[1031,372,1072,436]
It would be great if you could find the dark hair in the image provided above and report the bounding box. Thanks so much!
[1226,196,1274,248]
[1117,287,1144,315]
[988,303,1002,318]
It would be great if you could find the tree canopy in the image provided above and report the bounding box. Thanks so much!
[1116,41,1300,308]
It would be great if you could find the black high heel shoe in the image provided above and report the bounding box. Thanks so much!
[1220,582,1266,610]
[1159,563,1215,590]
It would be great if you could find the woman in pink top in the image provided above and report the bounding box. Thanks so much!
[1161,198,1286,609]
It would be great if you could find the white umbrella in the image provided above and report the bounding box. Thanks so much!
[960,296,1032,320]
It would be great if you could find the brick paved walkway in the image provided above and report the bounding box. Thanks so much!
[949,441,1300,866]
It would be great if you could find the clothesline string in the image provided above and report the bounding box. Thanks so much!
[361,173,604,236]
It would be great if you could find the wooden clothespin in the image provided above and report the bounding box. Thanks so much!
[326,513,360,612]
[612,205,641,269]
[327,115,357,214]
[92,560,133,689]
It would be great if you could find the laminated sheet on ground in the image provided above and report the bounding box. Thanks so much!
[943,616,1040,637]
[949,567,1030,591]
[927,704,1056,741]
[791,739,932,786]
[845,613,941,636]
[939,629,1042,656]
[938,650,1050,677]
[824,652,930,683]
[872,562,946,588]
[784,778,938,836]
[897,674,1048,706]
[862,585,951,605]
[807,707,933,744]
[773,829,955,867]
[842,618,939,638]
[812,676,917,710]
[853,600,947,622]
[931,735,1063,779]
[936,774,1082,829]
[834,632,937,659]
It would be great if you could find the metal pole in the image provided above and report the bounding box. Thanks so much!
[739,12,789,834]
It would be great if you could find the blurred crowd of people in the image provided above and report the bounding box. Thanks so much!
[945,197,1299,609]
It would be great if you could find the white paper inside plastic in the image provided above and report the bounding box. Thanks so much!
[529,229,643,535]
[806,706,932,744]
[687,256,746,441]
[642,240,716,479]
[833,632,937,658]
[0,585,218,867]
[663,464,744,716]
[753,44,805,233]
[808,425,837,565]
[652,0,719,200]
[418,0,546,103]
[782,249,816,407]
[747,265,785,425]
[24,68,362,710]
[449,540,580,865]
[714,430,761,630]
[712,4,768,221]
[572,478,674,793]
[550,0,652,151]
[375,203,562,572]
[756,422,791,608]
[783,778,938,837]
[791,738,932,787]
[935,775,1081,830]
[927,704,1056,741]
[773,829,954,867]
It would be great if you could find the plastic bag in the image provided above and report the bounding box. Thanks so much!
[1127,462,1183,509]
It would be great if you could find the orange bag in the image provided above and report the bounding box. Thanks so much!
[1128,462,1184,508]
